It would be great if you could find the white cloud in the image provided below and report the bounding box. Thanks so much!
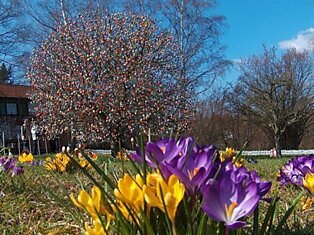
[278,28,314,51]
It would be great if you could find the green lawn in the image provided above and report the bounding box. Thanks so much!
[0,155,313,234]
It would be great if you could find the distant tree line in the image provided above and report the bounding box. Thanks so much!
[192,48,314,156]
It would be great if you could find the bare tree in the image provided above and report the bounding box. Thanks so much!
[0,63,12,84]
[22,0,110,45]
[9,0,111,83]
[0,0,24,63]
[121,0,231,95]
[192,95,225,146]
[192,91,260,149]
[231,47,314,156]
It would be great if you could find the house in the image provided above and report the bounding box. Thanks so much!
[0,84,32,149]
[0,83,98,153]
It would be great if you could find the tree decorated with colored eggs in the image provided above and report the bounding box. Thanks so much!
[27,11,194,145]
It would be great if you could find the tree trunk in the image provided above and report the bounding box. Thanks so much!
[274,134,282,157]
[59,0,69,25]
[281,123,304,150]
[110,139,119,158]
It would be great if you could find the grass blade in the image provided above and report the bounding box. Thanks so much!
[260,196,279,235]
[274,191,303,234]
[197,214,208,235]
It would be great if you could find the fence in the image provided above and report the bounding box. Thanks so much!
[2,129,314,157]
[240,150,314,156]
[1,131,47,155]
[88,149,314,156]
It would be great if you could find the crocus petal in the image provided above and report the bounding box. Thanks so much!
[258,181,272,197]
[303,173,314,195]
[85,219,106,235]
[201,184,226,222]
[70,193,85,209]
[226,221,246,229]
[201,166,261,230]
[232,193,259,220]
[146,142,166,163]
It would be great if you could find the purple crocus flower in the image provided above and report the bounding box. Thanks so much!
[30,160,41,166]
[131,138,183,169]
[0,157,16,171]
[166,142,219,195]
[12,166,24,176]
[224,161,271,198]
[131,137,195,181]
[201,169,260,229]
[131,137,220,195]
[277,155,314,186]
[248,170,272,198]
[0,156,24,176]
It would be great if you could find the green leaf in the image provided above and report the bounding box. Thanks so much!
[116,213,132,235]
[274,191,303,234]
[197,214,208,235]
[260,196,279,235]
[234,141,248,162]
[253,206,259,235]
[78,151,116,189]
[183,198,193,234]
[140,208,155,235]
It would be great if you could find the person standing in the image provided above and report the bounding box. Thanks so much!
[21,119,31,151]
[31,121,39,155]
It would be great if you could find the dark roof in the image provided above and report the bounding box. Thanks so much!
[0,84,30,99]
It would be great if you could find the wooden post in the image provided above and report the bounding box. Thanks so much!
[17,134,21,156]
[2,132,5,148]
[44,138,48,154]
[37,138,41,155]
[104,160,109,192]
[28,136,32,153]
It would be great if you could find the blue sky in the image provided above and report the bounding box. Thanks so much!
[215,0,314,85]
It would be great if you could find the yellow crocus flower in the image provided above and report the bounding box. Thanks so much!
[303,173,314,195]
[143,173,162,208]
[54,153,71,172]
[219,153,226,162]
[85,219,106,235]
[300,196,314,211]
[232,157,245,168]
[55,153,70,165]
[226,147,236,157]
[70,186,113,230]
[80,159,92,169]
[113,200,135,222]
[116,149,129,161]
[220,147,236,162]
[143,173,185,224]
[116,152,121,160]
[18,152,34,163]
[44,157,56,171]
[114,174,144,215]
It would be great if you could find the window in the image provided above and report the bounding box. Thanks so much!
[0,102,5,115]
[6,103,17,115]
[18,103,28,116]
